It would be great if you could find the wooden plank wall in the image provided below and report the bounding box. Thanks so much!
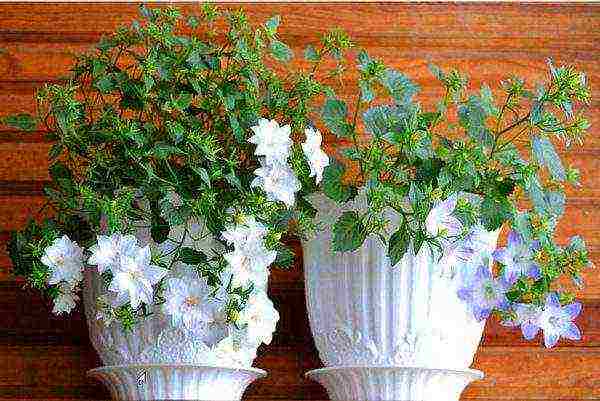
[0,3,598,400]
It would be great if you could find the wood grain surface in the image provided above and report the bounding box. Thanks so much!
[0,3,598,400]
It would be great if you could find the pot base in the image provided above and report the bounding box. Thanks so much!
[306,366,483,401]
[88,364,266,401]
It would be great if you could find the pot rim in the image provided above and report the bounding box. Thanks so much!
[88,364,267,378]
[306,365,483,379]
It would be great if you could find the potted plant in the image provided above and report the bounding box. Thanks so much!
[303,50,593,401]
[2,5,350,401]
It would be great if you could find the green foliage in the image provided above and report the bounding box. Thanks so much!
[7,219,59,294]
[321,159,357,202]
[3,4,353,326]
[322,98,351,137]
[388,223,410,265]
[1,113,38,131]
[332,211,366,252]
[318,50,593,317]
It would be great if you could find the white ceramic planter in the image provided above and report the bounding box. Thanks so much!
[88,364,265,401]
[307,367,482,401]
[82,269,266,401]
[302,195,499,401]
[81,218,271,400]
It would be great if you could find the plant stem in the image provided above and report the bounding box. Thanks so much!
[497,113,531,137]
[350,91,364,180]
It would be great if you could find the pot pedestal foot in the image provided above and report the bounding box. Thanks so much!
[88,364,266,401]
[306,366,483,401]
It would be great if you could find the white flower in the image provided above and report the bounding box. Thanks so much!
[163,275,228,334]
[252,159,301,208]
[108,245,168,309]
[41,235,84,286]
[221,215,268,245]
[221,216,276,289]
[302,127,330,184]
[425,195,462,239]
[238,290,279,345]
[223,247,272,289]
[52,282,79,315]
[212,335,257,368]
[248,118,292,164]
[88,233,138,274]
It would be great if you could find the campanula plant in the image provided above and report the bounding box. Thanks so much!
[1,4,352,364]
[317,50,593,347]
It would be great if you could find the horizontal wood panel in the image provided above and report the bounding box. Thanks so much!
[1,40,598,84]
[1,194,598,240]
[1,146,599,200]
[0,4,598,42]
[2,343,600,400]
[0,3,598,400]
[0,276,599,346]
[0,278,600,400]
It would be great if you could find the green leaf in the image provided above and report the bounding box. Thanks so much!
[428,63,445,81]
[2,113,37,131]
[193,166,211,188]
[296,197,317,219]
[359,80,375,102]
[265,15,280,36]
[480,196,512,231]
[274,245,295,269]
[150,215,169,244]
[480,85,499,117]
[229,114,244,143]
[458,96,494,147]
[48,143,64,160]
[568,235,586,253]
[388,225,410,265]
[95,75,115,93]
[322,159,356,202]
[363,104,404,140]
[378,68,418,105]
[524,175,564,218]
[174,93,193,111]
[269,40,293,63]
[332,211,366,252]
[531,135,566,181]
[153,143,183,159]
[543,190,566,217]
[530,100,544,124]
[166,121,185,144]
[512,211,533,242]
[179,247,207,265]
[225,172,243,191]
[187,15,199,28]
[304,45,319,62]
[412,230,425,254]
[322,98,350,138]
[49,162,72,182]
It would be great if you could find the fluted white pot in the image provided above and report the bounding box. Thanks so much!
[81,220,271,400]
[82,268,266,400]
[83,268,265,401]
[82,269,266,400]
[302,195,499,401]
[88,364,265,401]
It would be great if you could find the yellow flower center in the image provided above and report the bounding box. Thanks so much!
[184,296,200,307]
[53,255,65,266]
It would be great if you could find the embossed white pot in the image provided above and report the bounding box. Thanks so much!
[302,195,499,401]
[83,269,266,401]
